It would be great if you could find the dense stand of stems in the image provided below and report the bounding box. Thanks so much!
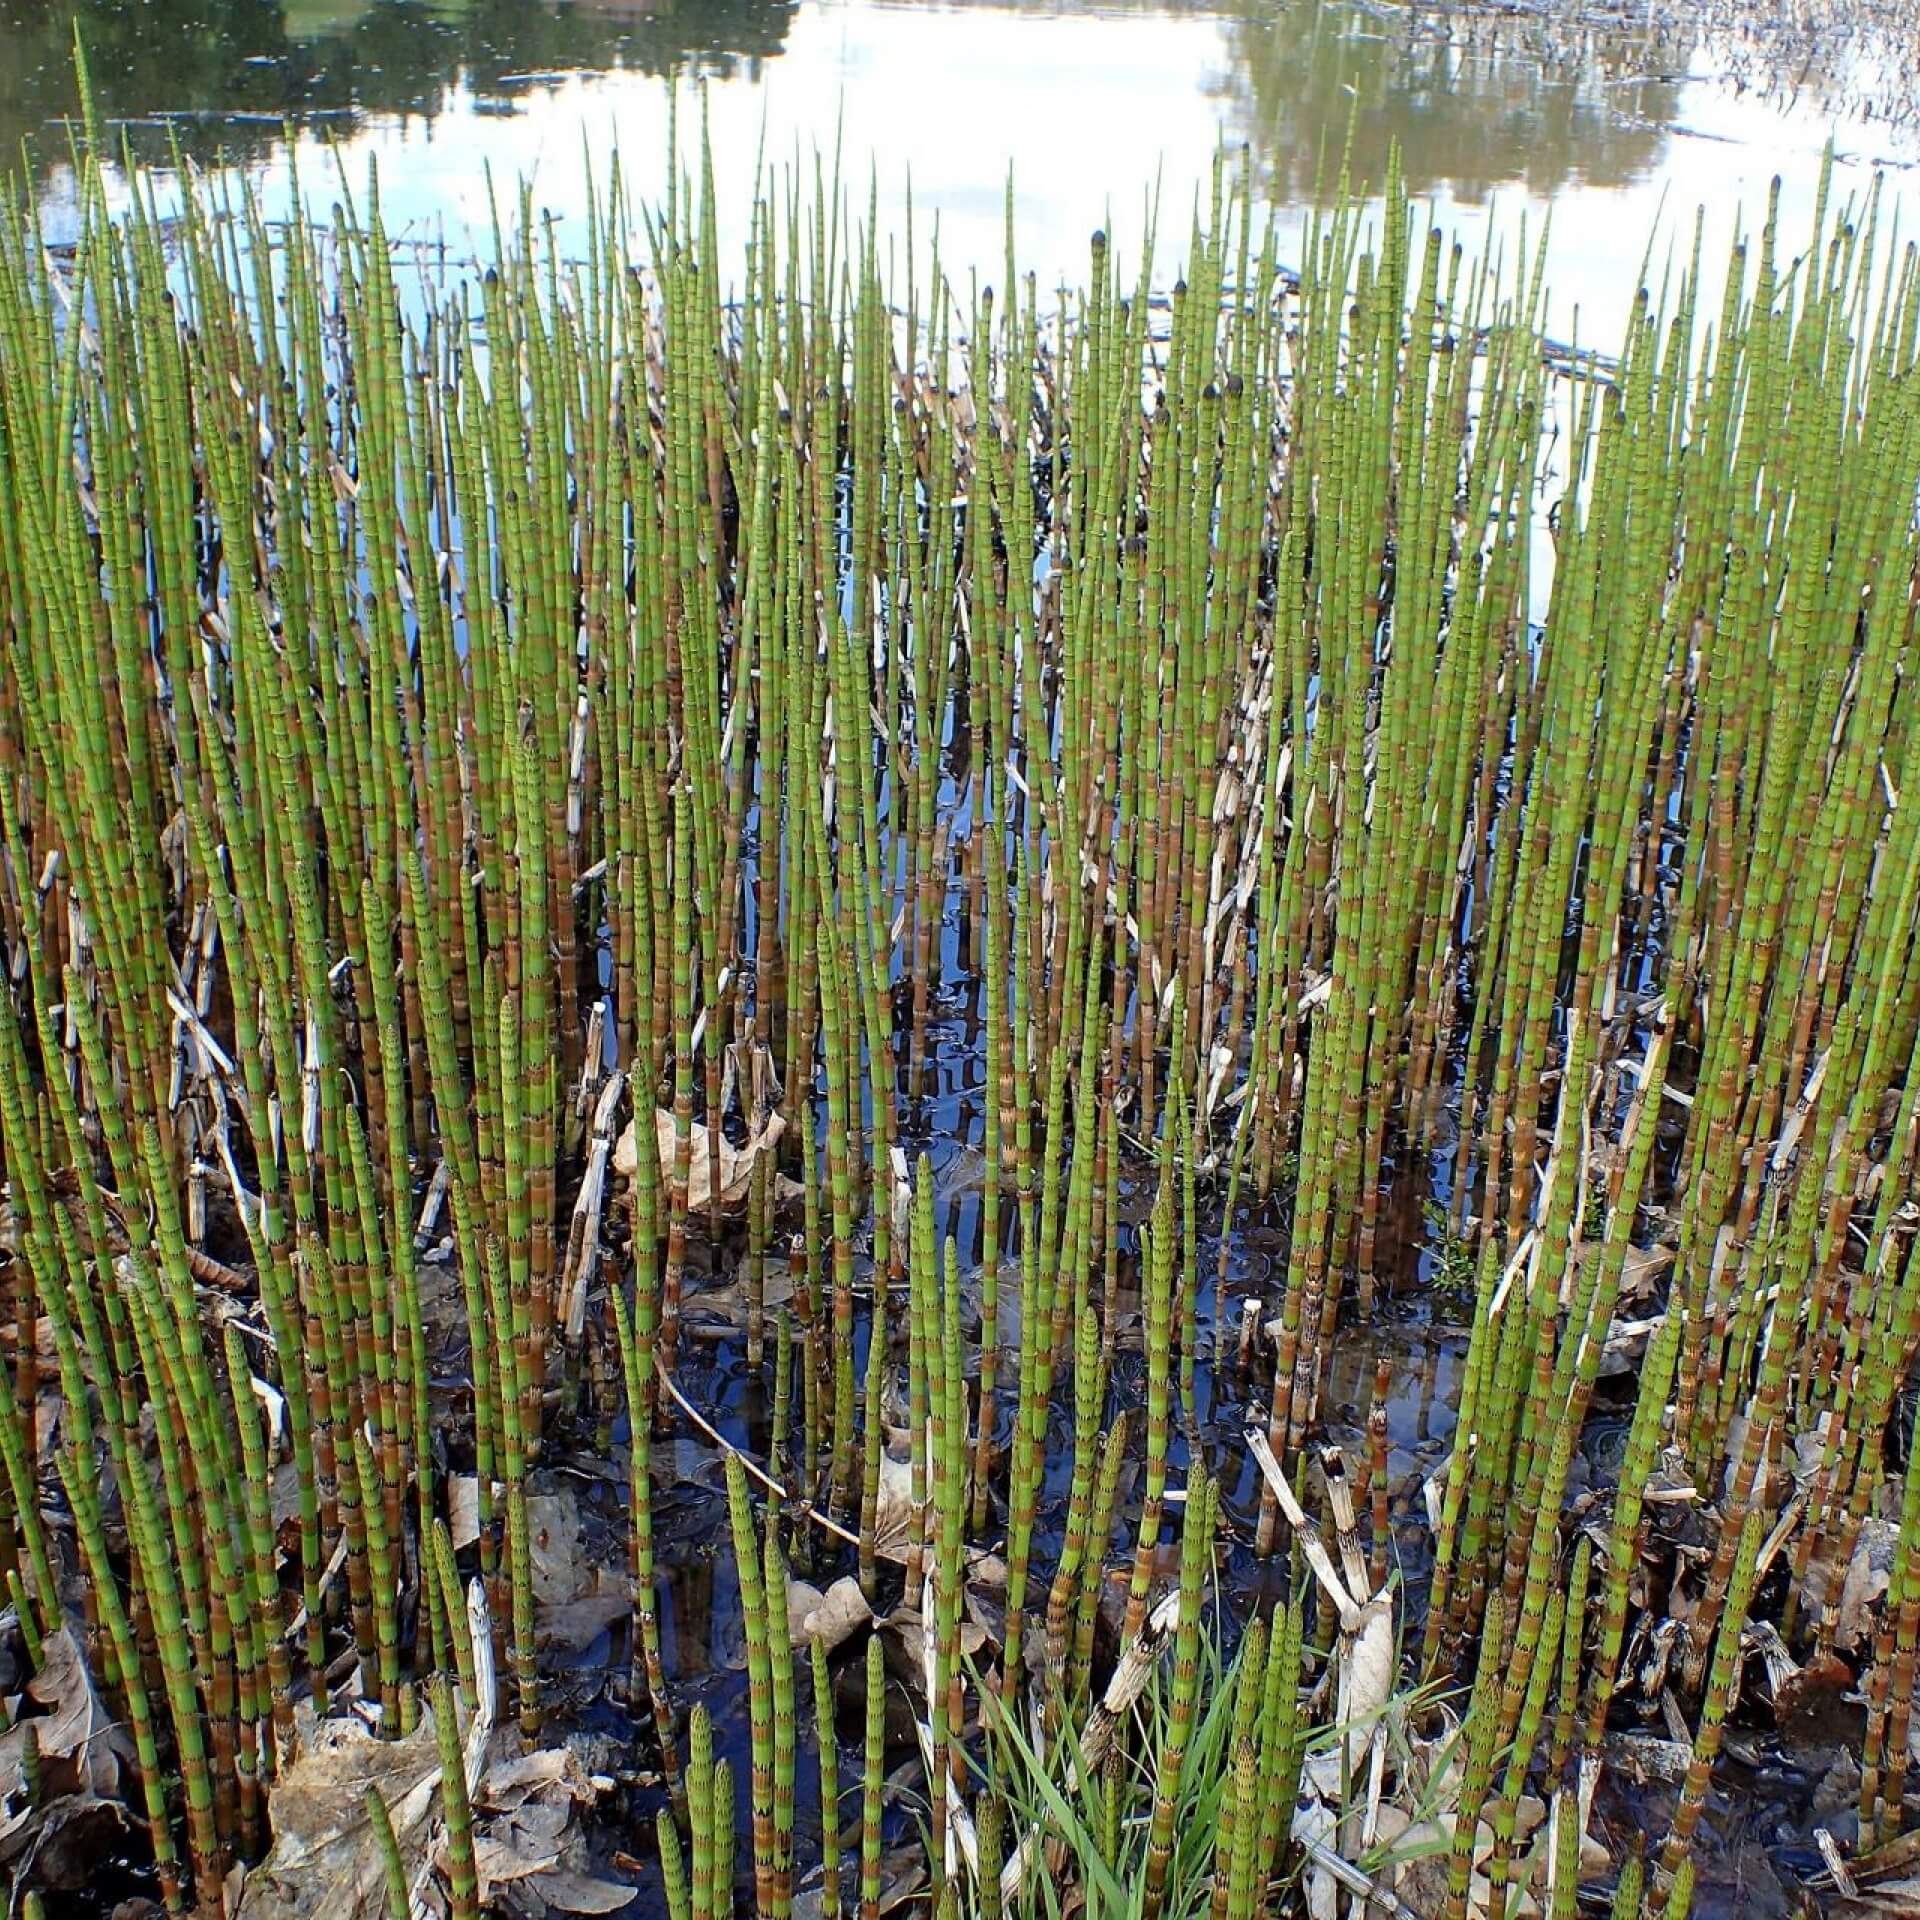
[1,98,1918,1920]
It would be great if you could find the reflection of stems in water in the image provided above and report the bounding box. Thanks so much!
[663,1362,862,1549]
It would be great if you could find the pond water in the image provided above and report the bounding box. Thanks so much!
[9,0,1920,340]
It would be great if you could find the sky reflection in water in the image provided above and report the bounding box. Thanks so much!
[10,0,1918,344]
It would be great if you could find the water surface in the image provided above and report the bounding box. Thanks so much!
[11,0,1919,339]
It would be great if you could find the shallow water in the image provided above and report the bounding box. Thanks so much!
[10,0,1919,340]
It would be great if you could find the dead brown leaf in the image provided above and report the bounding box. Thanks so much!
[613,1109,787,1214]
[238,1708,628,1920]
[0,1628,129,1810]
[788,1575,871,1654]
